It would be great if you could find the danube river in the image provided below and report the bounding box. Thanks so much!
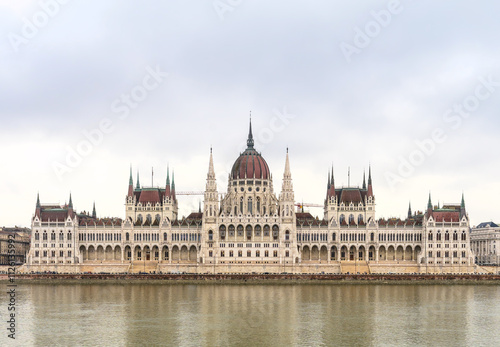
[1,283,499,346]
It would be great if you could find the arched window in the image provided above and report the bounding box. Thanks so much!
[264,225,270,237]
[155,214,161,223]
[59,232,64,241]
[237,225,244,236]
[137,215,143,225]
[358,215,364,224]
[208,230,213,241]
[51,232,56,241]
[248,198,253,215]
[229,225,235,237]
[461,231,467,241]
[453,231,458,241]
[163,232,167,241]
[349,214,355,224]
[428,232,433,241]
[219,225,226,239]
[332,232,336,241]
[437,231,441,241]
[240,198,243,214]
[67,232,72,241]
[146,214,152,225]
[234,206,237,215]
[126,233,129,241]
[246,225,252,239]
[445,231,450,241]
[255,225,262,236]
[285,230,290,241]
[339,214,345,224]
[370,233,374,242]
[272,225,279,240]
[257,198,261,215]
[35,232,39,241]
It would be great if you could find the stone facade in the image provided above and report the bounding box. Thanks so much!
[25,121,476,274]
[470,222,500,265]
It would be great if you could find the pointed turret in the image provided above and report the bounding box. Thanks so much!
[460,192,466,218]
[328,166,335,198]
[128,166,134,197]
[68,193,74,218]
[426,192,433,218]
[367,165,373,197]
[208,146,215,180]
[35,192,41,218]
[136,171,141,190]
[165,165,171,198]
[92,202,96,219]
[280,148,295,219]
[171,170,176,202]
[408,202,412,219]
[362,171,366,190]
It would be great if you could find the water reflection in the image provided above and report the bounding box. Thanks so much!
[1,284,499,346]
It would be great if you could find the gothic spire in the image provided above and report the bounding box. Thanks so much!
[362,170,366,190]
[408,202,412,218]
[166,164,170,186]
[460,192,466,218]
[367,165,373,197]
[36,192,40,208]
[129,165,133,186]
[427,192,432,210]
[283,148,291,178]
[136,171,141,189]
[92,201,96,219]
[68,192,73,209]
[247,115,254,149]
[208,147,215,179]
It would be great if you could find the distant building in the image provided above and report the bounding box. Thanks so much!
[25,121,476,274]
[0,227,31,265]
[470,222,500,265]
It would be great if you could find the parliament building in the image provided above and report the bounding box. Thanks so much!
[25,121,476,274]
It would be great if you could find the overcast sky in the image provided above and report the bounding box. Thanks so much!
[1,0,499,228]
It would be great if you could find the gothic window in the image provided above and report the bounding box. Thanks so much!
[255,225,262,237]
[257,198,261,215]
[285,230,290,241]
[339,214,345,224]
[155,214,161,223]
[428,232,433,241]
[229,225,235,237]
[453,231,458,241]
[272,225,279,240]
[59,232,64,241]
[263,206,266,215]
[349,214,355,224]
[67,232,72,241]
[219,225,226,239]
[137,215,143,225]
[461,231,467,241]
[163,232,167,241]
[286,205,289,216]
[237,225,244,236]
[248,198,253,215]
[240,198,243,214]
[146,214,152,225]
[370,233,374,242]
[126,233,130,241]
[35,233,39,241]
[332,233,336,241]
[234,206,237,215]
[358,214,364,224]
[264,225,270,237]
[445,231,450,241]
[246,225,252,239]
[437,231,441,241]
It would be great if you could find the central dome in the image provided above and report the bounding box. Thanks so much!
[230,120,270,180]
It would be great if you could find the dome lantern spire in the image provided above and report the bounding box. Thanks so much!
[247,113,254,149]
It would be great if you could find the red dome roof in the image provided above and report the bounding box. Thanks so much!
[231,148,270,180]
[231,119,271,180]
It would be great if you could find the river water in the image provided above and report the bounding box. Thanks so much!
[1,283,499,346]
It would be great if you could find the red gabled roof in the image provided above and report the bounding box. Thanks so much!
[433,211,460,222]
[138,189,161,204]
[339,189,363,204]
